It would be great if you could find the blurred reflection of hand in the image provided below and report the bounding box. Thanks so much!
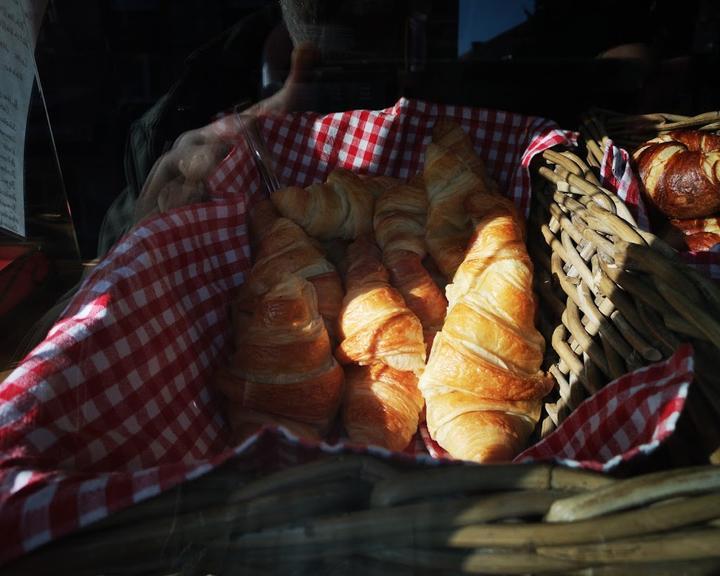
[133,121,229,224]
[134,43,319,224]
[244,42,320,116]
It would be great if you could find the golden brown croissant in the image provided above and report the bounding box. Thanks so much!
[336,236,426,374]
[363,175,401,198]
[214,275,344,437]
[342,363,424,451]
[432,118,500,195]
[419,194,554,463]
[373,179,447,348]
[423,121,496,279]
[270,168,375,240]
[243,217,344,339]
[373,180,428,257]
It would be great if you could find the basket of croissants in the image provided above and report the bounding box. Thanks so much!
[8,104,720,576]
[214,117,559,462]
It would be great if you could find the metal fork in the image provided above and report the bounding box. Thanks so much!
[234,111,281,195]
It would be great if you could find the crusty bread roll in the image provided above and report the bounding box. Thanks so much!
[684,232,720,252]
[419,194,554,463]
[373,180,427,257]
[634,131,720,219]
[223,406,322,442]
[248,198,282,249]
[432,118,500,195]
[666,216,720,251]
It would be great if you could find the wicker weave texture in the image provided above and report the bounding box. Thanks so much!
[529,148,720,437]
[6,455,720,576]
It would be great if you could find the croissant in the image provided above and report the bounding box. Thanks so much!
[214,275,344,437]
[373,180,427,256]
[336,236,426,374]
[244,217,344,339]
[337,236,426,449]
[432,118,500,195]
[343,363,424,452]
[363,175,402,198]
[373,179,447,348]
[419,194,554,463]
[424,121,496,279]
[634,131,720,219]
[271,168,375,240]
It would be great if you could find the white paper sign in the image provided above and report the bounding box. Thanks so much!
[0,0,35,236]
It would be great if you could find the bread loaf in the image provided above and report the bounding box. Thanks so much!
[343,363,423,451]
[667,216,720,251]
[634,131,720,219]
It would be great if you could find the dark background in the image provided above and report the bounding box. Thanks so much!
[25,0,720,258]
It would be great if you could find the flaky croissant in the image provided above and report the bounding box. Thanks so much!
[373,179,427,257]
[271,168,375,240]
[419,194,553,463]
[336,236,426,374]
[337,236,426,450]
[243,217,344,339]
[424,120,496,279]
[214,275,344,438]
[343,363,424,452]
[432,118,500,195]
[373,178,447,348]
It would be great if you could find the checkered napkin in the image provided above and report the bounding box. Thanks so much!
[599,139,720,280]
[0,98,691,566]
[515,344,693,471]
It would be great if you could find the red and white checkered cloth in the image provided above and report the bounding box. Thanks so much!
[600,139,720,280]
[0,99,692,566]
[516,344,693,471]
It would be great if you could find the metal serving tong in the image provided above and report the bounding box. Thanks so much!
[234,110,281,195]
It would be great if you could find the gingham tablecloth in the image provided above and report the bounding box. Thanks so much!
[0,98,693,565]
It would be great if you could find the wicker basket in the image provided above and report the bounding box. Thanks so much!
[528,145,720,444]
[525,109,720,450]
[6,455,720,575]
[8,121,720,576]
[580,109,720,166]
